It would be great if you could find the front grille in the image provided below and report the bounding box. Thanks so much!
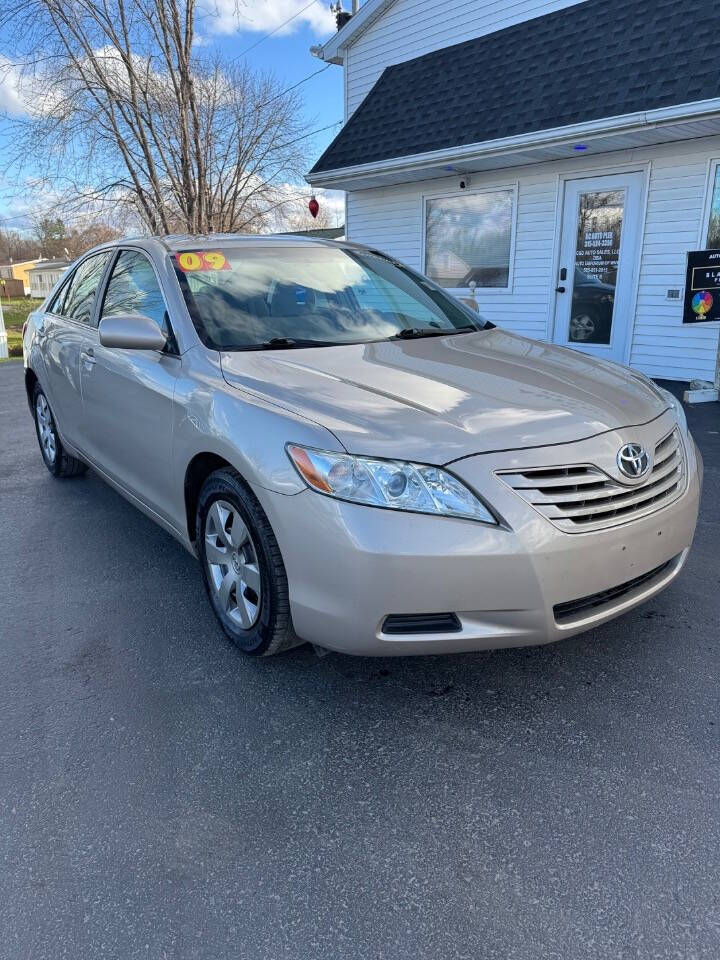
[553,558,675,624]
[382,613,462,635]
[498,429,685,533]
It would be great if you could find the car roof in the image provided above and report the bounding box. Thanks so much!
[76,233,377,264]
[163,233,351,251]
[99,233,355,252]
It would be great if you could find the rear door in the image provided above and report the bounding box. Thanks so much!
[41,252,113,449]
[80,248,180,518]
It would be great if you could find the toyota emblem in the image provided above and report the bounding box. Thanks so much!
[617,443,650,479]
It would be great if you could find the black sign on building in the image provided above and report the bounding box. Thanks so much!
[684,250,720,324]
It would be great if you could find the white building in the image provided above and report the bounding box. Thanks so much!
[27,260,71,299]
[307,0,720,389]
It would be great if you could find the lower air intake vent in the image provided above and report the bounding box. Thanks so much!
[553,559,674,624]
[382,613,462,635]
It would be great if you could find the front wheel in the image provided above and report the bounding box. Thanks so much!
[32,383,88,478]
[196,468,301,656]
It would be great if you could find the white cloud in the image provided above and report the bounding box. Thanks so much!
[0,57,70,118]
[314,188,344,220]
[0,59,27,115]
[0,180,59,231]
[247,181,343,232]
[0,175,135,232]
[202,0,336,38]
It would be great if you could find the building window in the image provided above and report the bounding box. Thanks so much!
[425,188,515,290]
[707,164,720,248]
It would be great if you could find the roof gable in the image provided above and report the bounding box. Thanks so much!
[310,0,720,175]
[314,0,397,63]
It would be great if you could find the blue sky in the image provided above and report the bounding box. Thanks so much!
[0,0,344,231]
[206,1,343,156]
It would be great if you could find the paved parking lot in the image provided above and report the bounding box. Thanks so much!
[1,359,719,960]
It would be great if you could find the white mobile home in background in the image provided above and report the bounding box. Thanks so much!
[27,260,71,300]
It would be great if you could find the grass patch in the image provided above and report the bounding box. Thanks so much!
[1,297,43,358]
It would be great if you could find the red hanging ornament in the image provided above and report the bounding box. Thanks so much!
[308,195,319,219]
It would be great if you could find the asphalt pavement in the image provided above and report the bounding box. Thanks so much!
[1,359,719,960]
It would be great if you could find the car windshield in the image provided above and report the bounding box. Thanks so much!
[172,245,490,350]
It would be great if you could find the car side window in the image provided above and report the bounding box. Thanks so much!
[47,276,73,315]
[59,253,112,325]
[100,250,169,335]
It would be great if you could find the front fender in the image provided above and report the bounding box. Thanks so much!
[169,347,344,542]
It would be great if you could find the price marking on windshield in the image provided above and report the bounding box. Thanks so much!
[203,251,229,271]
[176,251,230,272]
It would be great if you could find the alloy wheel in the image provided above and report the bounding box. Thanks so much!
[36,394,57,463]
[204,499,262,629]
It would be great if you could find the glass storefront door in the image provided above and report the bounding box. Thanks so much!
[553,173,644,362]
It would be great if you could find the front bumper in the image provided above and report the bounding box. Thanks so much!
[256,415,701,656]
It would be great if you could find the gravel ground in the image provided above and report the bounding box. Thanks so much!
[1,359,719,960]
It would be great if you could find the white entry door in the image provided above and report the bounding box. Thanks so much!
[553,172,645,362]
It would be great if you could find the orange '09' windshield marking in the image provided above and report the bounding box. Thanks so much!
[176,251,230,272]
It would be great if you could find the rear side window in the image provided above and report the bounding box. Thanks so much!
[100,250,168,333]
[47,278,72,315]
[55,253,112,325]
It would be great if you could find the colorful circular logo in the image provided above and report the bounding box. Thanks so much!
[691,291,713,316]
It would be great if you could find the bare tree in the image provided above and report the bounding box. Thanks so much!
[0,228,41,262]
[0,0,310,234]
[281,201,340,233]
[66,222,123,257]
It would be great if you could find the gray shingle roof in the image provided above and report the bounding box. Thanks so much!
[27,259,71,272]
[310,0,720,174]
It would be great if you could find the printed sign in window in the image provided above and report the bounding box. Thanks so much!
[683,250,720,323]
[568,190,623,345]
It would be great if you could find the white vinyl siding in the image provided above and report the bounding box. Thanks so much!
[631,149,719,381]
[345,0,587,117]
[348,174,554,342]
[29,270,66,298]
[346,137,720,382]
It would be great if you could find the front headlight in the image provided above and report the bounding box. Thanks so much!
[633,373,689,436]
[657,386,688,435]
[287,445,498,524]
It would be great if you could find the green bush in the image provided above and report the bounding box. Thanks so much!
[2,298,43,359]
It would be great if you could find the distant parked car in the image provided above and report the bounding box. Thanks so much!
[23,236,700,657]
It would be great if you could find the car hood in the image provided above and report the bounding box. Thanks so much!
[220,329,667,464]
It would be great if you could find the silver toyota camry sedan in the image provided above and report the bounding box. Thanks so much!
[23,235,701,656]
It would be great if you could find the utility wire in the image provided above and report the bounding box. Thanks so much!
[274,118,341,150]
[231,0,325,62]
[255,63,331,110]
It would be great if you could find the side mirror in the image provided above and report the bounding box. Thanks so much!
[99,313,168,351]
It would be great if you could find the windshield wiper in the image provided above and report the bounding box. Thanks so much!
[390,325,477,340]
[252,337,334,350]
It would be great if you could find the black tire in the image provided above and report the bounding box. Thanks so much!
[196,468,301,657]
[32,383,88,478]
